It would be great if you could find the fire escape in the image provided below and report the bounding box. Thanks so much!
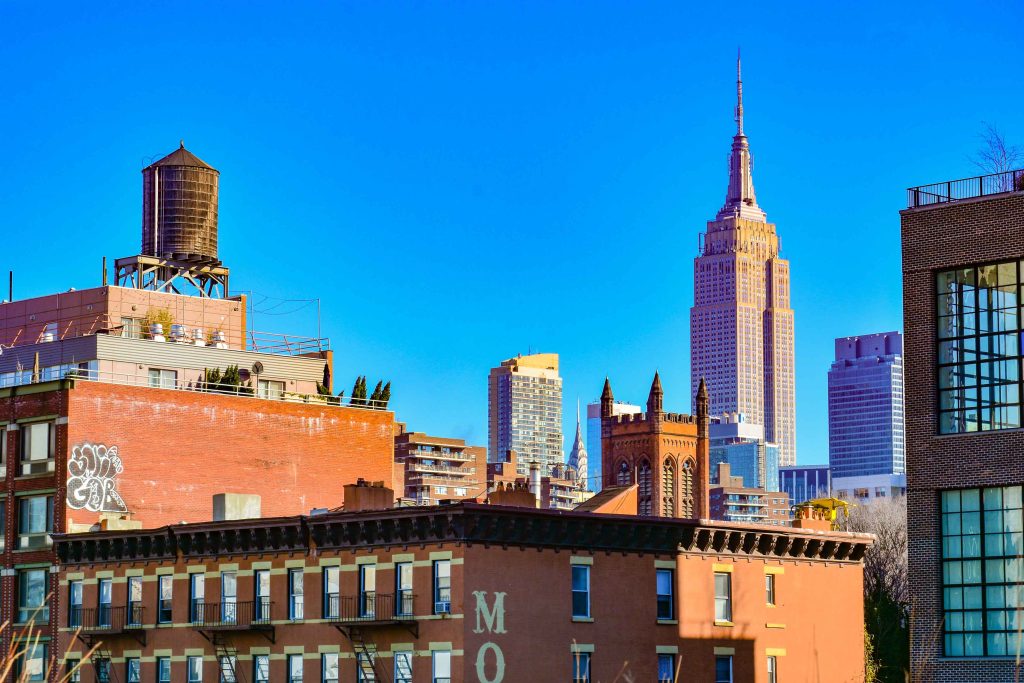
[190,600,275,682]
[74,605,147,682]
[327,592,418,682]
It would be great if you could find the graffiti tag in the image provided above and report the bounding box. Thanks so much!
[66,443,128,513]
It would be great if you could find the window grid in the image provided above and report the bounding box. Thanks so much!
[942,485,1024,657]
[936,261,1023,434]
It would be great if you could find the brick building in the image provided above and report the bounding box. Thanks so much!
[393,426,486,505]
[902,167,1024,680]
[709,463,791,526]
[600,374,709,518]
[49,494,872,682]
[485,449,588,511]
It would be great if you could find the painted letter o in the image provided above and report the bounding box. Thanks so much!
[475,642,505,683]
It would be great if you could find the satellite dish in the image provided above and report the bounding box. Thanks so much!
[251,361,264,375]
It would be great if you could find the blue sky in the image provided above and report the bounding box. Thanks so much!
[2,2,1022,465]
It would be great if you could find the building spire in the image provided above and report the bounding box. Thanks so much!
[736,48,743,136]
[568,398,589,491]
[717,50,765,222]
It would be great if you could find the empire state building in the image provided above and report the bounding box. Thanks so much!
[690,56,797,466]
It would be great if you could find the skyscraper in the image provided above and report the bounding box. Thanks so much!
[586,399,642,492]
[487,353,563,475]
[691,55,797,465]
[567,401,589,491]
[828,332,905,478]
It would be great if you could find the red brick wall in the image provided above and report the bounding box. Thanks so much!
[65,381,394,528]
[901,193,1024,681]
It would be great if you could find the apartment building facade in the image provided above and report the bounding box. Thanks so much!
[709,464,791,526]
[487,353,563,476]
[902,167,1024,680]
[48,501,871,682]
[393,427,486,505]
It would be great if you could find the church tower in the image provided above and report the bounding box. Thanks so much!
[690,54,797,465]
[600,374,708,519]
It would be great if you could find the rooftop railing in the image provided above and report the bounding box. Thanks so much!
[3,367,390,411]
[907,169,1024,208]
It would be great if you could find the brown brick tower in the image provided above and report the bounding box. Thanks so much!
[600,374,709,518]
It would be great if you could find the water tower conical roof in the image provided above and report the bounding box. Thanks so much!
[144,141,215,171]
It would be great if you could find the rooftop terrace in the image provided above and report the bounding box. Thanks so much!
[907,168,1024,209]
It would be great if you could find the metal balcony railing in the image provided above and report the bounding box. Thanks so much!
[73,605,145,632]
[325,592,416,624]
[907,169,1024,208]
[190,600,273,629]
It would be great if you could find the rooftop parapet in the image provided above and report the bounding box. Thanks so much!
[906,169,1024,209]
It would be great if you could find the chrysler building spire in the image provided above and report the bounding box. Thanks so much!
[717,50,765,222]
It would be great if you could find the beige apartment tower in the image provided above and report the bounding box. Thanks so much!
[488,352,563,475]
[690,56,797,465]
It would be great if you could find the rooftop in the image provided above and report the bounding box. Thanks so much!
[906,168,1024,209]
[54,500,873,565]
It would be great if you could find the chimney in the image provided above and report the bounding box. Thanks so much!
[213,493,262,521]
[343,479,395,512]
[529,462,542,506]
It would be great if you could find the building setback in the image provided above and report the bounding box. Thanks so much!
[827,331,905,478]
[902,166,1024,680]
[690,56,796,466]
[51,498,872,683]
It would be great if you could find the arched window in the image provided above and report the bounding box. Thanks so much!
[616,461,632,486]
[662,458,676,517]
[680,458,695,518]
[638,459,652,516]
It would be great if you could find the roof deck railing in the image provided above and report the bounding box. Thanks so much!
[907,169,1024,208]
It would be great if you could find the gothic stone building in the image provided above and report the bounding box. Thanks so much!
[600,374,710,519]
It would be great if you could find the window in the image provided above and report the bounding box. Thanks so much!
[148,368,178,390]
[257,380,285,399]
[17,568,48,623]
[69,580,83,627]
[188,656,203,683]
[657,653,675,683]
[158,575,173,623]
[359,565,376,618]
[253,656,269,683]
[572,565,590,618]
[288,654,303,683]
[98,578,112,627]
[432,651,451,683]
[323,566,340,618]
[433,560,451,614]
[95,658,111,683]
[221,571,237,624]
[127,576,143,625]
[157,657,171,683]
[41,322,57,342]
[67,659,81,683]
[0,499,4,552]
[356,653,375,682]
[1,426,6,468]
[322,653,339,683]
[715,655,733,683]
[767,655,777,683]
[572,652,591,683]
[121,317,142,339]
[396,562,413,616]
[255,569,271,622]
[656,569,674,620]
[714,572,732,622]
[937,262,1023,433]
[20,422,55,475]
[17,642,47,682]
[289,569,305,620]
[190,573,205,622]
[942,485,1024,657]
[126,658,141,683]
[394,652,413,683]
[220,656,237,683]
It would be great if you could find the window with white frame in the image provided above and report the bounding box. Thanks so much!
[148,368,177,390]
[765,573,776,606]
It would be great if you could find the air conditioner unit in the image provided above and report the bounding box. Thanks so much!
[435,601,451,614]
